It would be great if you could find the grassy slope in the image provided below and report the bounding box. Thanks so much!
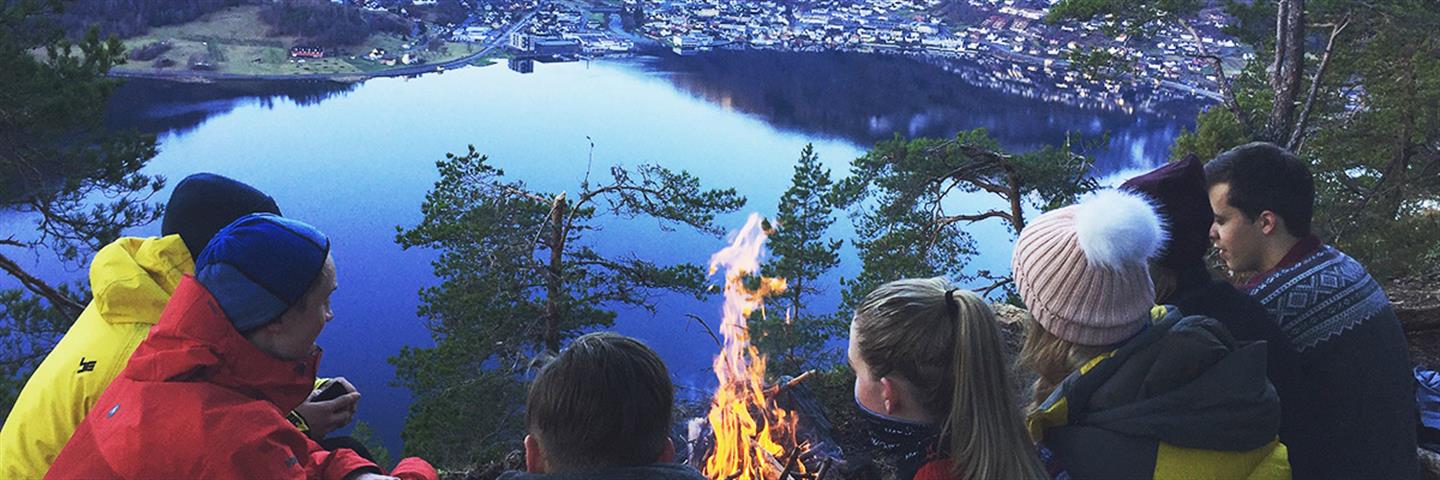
[116,5,482,77]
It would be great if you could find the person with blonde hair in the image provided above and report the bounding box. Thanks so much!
[848,277,1052,480]
[1013,189,1289,479]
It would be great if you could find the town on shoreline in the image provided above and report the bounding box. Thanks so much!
[111,0,1243,112]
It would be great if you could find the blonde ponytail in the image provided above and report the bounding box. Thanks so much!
[943,289,1047,479]
[853,279,1046,480]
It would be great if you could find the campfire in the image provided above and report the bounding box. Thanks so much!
[690,213,836,480]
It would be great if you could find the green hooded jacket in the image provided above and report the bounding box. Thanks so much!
[1027,306,1291,479]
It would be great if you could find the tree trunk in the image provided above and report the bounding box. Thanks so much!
[1006,165,1026,234]
[544,194,568,354]
[1265,0,1306,143]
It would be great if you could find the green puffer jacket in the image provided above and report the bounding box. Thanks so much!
[1027,306,1291,479]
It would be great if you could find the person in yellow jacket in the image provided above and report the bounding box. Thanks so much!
[0,173,360,477]
[1011,189,1290,479]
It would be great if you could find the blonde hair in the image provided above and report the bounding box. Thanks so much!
[853,278,1047,479]
[1016,314,1112,411]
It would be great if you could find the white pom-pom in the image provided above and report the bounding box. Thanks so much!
[1073,189,1168,270]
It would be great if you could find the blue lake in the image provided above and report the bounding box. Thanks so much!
[6,50,1205,455]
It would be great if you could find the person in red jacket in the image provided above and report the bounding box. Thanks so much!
[47,213,435,480]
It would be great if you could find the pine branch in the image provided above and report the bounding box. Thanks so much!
[0,252,84,318]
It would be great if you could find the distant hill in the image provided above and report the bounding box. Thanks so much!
[258,0,410,46]
[53,0,251,38]
[107,4,480,78]
[55,0,409,47]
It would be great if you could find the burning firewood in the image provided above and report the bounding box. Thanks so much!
[764,370,816,398]
[697,214,832,480]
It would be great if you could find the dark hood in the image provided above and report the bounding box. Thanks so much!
[1040,308,1281,452]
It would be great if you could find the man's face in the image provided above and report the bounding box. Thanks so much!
[270,256,337,360]
[1208,183,1266,273]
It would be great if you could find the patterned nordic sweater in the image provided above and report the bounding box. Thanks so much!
[1245,242,1420,479]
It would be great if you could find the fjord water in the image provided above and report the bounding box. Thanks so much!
[19,50,1202,454]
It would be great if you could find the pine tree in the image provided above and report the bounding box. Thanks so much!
[391,145,744,466]
[833,129,1095,311]
[755,144,845,376]
[1049,0,1440,278]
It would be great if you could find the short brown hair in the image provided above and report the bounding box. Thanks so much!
[1204,142,1315,238]
[526,332,673,472]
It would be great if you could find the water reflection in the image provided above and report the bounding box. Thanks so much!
[105,79,358,136]
[104,51,1204,176]
[625,50,1202,173]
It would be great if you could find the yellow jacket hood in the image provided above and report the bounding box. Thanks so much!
[88,235,194,325]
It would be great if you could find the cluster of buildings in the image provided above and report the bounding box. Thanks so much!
[327,0,1246,108]
[506,3,637,57]
[628,0,1244,105]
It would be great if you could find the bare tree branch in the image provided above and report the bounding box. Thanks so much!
[936,211,1015,227]
[977,278,1014,297]
[1289,14,1351,152]
[0,252,84,318]
[685,313,723,348]
[1180,17,1250,133]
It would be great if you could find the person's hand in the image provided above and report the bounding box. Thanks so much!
[295,377,359,439]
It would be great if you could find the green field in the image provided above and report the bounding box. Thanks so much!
[116,5,483,77]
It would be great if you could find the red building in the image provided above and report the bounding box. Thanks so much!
[290,46,325,59]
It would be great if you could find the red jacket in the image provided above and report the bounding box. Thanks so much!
[47,276,432,480]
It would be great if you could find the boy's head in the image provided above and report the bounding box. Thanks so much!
[162,173,282,258]
[524,332,674,473]
[1204,142,1314,273]
[195,213,334,360]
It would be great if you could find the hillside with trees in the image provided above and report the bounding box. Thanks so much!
[259,0,409,47]
[49,0,248,38]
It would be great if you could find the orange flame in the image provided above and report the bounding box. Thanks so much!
[702,213,806,480]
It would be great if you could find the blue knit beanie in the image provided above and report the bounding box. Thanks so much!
[195,213,330,332]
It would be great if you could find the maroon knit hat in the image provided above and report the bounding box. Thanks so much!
[1120,155,1213,271]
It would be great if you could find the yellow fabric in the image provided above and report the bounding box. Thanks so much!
[1026,349,1117,441]
[1026,396,1068,442]
[1154,439,1291,480]
[1151,305,1170,323]
[0,236,192,478]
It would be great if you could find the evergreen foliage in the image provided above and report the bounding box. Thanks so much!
[754,144,845,376]
[0,0,164,423]
[391,145,744,467]
[260,0,410,46]
[48,0,248,39]
[833,129,1096,311]
[1055,0,1440,279]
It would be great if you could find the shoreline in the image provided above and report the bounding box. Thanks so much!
[109,44,1221,105]
[109,10,539,84]
[108,48,497,84]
